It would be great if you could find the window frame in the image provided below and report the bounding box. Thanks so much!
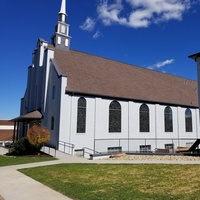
[108,146,122,153]
[52,85,56,99]
[185,108,193,132]
[76,97,87,133]
[51,116,54,130]
[165,143,174,150]
[109,101,121,133]
[140,145,151,152]
[139,104,150,132]
[164,106,173,132]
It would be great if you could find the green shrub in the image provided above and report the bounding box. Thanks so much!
[8,137,37,156]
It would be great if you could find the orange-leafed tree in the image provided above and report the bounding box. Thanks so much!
[27,125,50,151]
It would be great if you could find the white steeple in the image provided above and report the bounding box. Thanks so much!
[59,0,66,15]
[51,0,71,51]
[59,0,67,22]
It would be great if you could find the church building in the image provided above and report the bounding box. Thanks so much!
[13,0,200,156]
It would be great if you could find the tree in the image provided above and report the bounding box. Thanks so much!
[27,125,50,151]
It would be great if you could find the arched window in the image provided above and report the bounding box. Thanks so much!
[185,108,192,132]
[164,106,173,132]
[140,104,149,132]
[77,97,86,133]
[109,101,121,132]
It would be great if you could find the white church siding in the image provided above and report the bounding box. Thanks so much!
[70,96,95,150]
[42,58,65,148]
[94,99,129,153]
[58,94,200,154]
[42,48,55,113]
[58,94,72,153]
[58,95,96,154]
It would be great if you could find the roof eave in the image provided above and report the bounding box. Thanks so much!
[65,90,198,108]
[188,52,200,61]
[11,110,43,122]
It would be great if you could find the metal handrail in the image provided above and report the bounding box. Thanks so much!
[59,140,75,147]
[83,147,101,157]
[59,141,75,155]
[94,138,199,155]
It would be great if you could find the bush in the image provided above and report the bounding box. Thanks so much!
[27,125,50,151]
[8,137,37,156]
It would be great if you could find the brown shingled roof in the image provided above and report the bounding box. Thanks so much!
[54,48,198,107]
[11,110,42,122]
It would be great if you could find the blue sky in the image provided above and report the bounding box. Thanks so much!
[1,0,200,119]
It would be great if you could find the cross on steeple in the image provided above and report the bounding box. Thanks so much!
[51,0,71,51]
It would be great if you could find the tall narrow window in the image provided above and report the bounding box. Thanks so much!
[140,104,149,132]
[164,106,173,132]
[185,108,192,132]
[109,101,121,132]
[77,97,86,133]
[51,116,54,130]
[52,85,56,99]
[35,85,38,107]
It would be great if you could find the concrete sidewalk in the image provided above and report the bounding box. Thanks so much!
[0,167,72,200]
[1,147,200,200]
[0,147,73,200]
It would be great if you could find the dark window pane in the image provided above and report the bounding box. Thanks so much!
[164,106,173,132]
[165,143,174,150]
[77,97,86,133]
[185,108,192,132]
[140,104,149,132]
[51,116,54,130]
[52,85,56,99]
[140,145,151,152]
[78,97,86,107]
[109,101,121,132]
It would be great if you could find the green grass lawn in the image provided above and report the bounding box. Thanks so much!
[0,154,56,167]
[19,163,200,200]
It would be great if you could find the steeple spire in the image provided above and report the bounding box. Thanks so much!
[51,0,71,51]
[59,0,67,22]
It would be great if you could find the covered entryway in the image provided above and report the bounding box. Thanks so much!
[11,110,42,141]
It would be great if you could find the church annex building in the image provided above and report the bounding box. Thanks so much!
[13,0,200,156]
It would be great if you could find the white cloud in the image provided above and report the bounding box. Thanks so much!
[97,0,127,26]
[80,17,96,31]
[97,0,191,28]
[147,59,174,70]
[93,30,101,39]
[155,59,174,68]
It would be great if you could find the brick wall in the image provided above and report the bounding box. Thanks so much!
[0,120,14,141]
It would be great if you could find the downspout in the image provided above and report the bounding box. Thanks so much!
[177,107,180,146]
[128,101,130,152]
[155,104,157,149]
[69,95,73,145]
[93,98,97,153]
[196,108,199,139]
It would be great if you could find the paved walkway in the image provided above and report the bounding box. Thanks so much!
[0,148,74,200]
[1,147,200,200]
